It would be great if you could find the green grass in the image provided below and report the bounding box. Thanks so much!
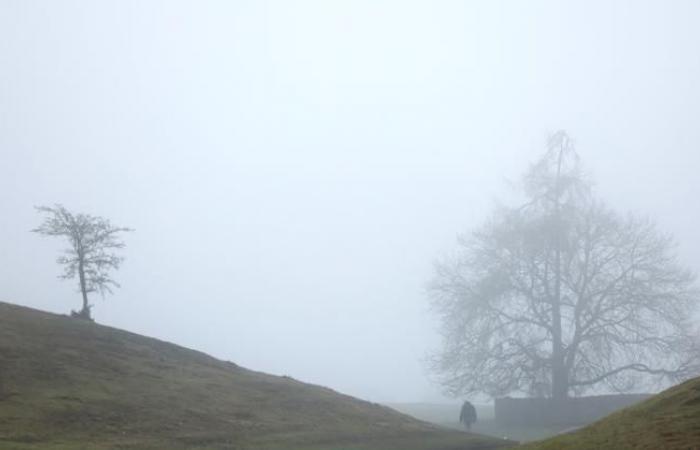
[0,302,512,450]
[521,377,700,450]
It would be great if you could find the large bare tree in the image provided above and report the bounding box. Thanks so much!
[32,205,131,320]
[430,132,700,400]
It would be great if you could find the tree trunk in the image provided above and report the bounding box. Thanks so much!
[551,213,568,398]
[77,260,91,320]
[551,143,569,400]
[551,346,568,399]
[551,262,568,399]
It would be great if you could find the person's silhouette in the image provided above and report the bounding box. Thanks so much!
[459,400,477,430]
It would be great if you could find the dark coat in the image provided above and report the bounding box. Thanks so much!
[459,401,477,428]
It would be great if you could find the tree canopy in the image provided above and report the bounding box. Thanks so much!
[430,132,700,399]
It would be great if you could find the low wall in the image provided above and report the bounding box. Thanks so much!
[494,394,651,426]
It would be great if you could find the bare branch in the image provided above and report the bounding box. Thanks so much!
[429,132,700,399]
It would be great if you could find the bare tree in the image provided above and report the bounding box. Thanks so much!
[430,132,700,400]
[32,205,132,320]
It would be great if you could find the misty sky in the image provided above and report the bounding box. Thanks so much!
[2,0,700,403]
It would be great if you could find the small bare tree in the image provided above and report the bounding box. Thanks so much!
[430,132,700,400]
[32,204,132,320]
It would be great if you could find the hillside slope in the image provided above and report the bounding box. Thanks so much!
[522,377,700,450]
[0,302,510,450]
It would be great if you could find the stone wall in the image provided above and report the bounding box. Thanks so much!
[494,394,651,426]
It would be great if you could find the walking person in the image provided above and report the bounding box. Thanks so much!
[459,400,477,430]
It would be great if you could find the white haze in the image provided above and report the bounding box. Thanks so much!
[2,0,700,402]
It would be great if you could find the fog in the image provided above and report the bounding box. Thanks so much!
[2,0,700,403]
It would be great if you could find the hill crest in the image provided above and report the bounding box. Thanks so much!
[0,301,508,450]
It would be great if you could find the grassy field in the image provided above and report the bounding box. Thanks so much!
[0,302,513,450]
[521,377,700,450]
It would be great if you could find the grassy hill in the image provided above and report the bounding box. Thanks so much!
[522,377,700,450]
[0,302,512,450]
